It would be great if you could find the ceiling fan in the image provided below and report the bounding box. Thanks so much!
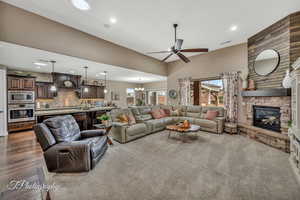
[147,24,209,63]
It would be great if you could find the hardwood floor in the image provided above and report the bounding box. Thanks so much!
[0,131,48,200]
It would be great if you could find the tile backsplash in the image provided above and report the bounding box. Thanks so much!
[36,89,82,108]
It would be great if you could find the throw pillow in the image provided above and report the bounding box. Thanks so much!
[117,114,129,123]
[159,109,167,117]
[170,109,180,116]
[206,110,219,120]
[162,109,170,116]
[127,113,136,125]
[151,109,162,119]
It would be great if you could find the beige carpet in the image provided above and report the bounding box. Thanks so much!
[51,131,300,200]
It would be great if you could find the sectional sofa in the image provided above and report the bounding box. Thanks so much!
[110,105,226,143]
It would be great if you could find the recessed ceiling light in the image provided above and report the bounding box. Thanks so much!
[33,62,48,66]
[109,17,117,24]
[70,70,75,74]
[71,0,90,11]
[100,72,107,75]
[230,25,238,31]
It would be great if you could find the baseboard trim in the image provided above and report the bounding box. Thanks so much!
[289,156,300,187]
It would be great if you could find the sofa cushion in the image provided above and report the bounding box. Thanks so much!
[194,118,217,128]
[125,123,147,136]
[135,114,153,123]
[164,117,175,125]
[186,112,201,118]
[185,106,202,118]
[138,106,152,115]
[44,115,81,143]
[145,119,166,130]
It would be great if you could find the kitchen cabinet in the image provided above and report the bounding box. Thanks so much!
[8,121,36,133]
[7,75,35,91]
[36,82,56,99]
[80,85,104,99]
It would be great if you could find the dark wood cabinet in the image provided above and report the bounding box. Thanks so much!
[8,121,36,133]
[36,82,56,99]
[7,76,35,91]
[80,85,104,99]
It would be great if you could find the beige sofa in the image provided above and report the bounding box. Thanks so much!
[110,105,226,143]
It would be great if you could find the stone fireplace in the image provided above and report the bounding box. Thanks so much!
[242,96,291,134]
[253,105,281,133]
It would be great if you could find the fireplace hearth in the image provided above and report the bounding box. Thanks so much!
[253,105,281,133]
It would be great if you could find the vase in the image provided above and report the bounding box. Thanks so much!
[102,120,108,126]
[242,80,248,90]
[248,79,256,90]
[282,69,292,88]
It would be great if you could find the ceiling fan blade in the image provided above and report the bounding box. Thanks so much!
[176,52,190,63]
[162,53,173,62]
[180,48,209,53]
[147,51,172,54]
[175,39,183,50]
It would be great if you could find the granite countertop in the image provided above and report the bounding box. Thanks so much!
[35,106,117,116]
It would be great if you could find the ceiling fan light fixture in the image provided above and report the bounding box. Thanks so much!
[71,0,90,11]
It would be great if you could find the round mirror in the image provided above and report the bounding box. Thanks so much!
[254,49,280,76]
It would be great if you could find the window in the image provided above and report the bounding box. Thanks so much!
[126,88,135,106]
[192,79,224,107]
[146,90,167,105]
[200,79,224,107]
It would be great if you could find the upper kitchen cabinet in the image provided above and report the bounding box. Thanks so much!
[35,82,56,99]
[52,72,81,89]
[7,75,35,91]
[79,85,105,99]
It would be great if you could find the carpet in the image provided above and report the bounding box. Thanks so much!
[51,131,300,200]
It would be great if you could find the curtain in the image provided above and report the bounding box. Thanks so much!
[178,77,192,105]
[221,72,240,123]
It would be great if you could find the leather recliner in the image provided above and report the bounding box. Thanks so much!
[34,115,108,172]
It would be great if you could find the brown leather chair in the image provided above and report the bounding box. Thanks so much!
[34,115,108,172]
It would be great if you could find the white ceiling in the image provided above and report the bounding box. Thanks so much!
[0,41,167,83]
[2,0,300,62]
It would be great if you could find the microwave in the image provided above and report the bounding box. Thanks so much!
[8,91,35,104]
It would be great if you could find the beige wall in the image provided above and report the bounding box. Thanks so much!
[0,2,167,76]
[142,81,167,91]
[167,43,248,105]
[106,81,140,108]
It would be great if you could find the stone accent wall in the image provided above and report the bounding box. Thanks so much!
[242,96,291,134]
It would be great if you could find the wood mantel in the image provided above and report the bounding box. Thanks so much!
[241,88,291,97]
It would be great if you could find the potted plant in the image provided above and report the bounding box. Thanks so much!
[97,114,110,126]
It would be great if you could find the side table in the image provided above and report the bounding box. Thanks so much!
[93,124,114,145]
[224,122,238,134]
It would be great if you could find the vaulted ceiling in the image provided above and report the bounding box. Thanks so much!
[2,0,300,62]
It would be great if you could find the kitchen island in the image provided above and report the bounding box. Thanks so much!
[36,106,117,130]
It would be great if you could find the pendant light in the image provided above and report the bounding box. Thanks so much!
[103,71,108,94]
[83,66,89,93]
[50,61,57,92]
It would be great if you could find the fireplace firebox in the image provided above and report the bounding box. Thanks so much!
[253,105,281,133]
